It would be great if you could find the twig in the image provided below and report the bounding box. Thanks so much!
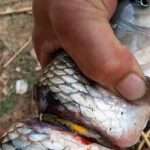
[138,130,150,150]
[0,7,32,16]
[27,11,32,15]
[3,38,32,68]
[141,131,150,147]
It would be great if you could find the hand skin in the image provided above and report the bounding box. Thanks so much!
[0,128,5,137]
[32,0,146,101]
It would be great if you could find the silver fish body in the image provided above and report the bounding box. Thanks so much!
[1,0,150,149]
[0,119,112,150]
[35,51,150,148]
[34,1,150,148]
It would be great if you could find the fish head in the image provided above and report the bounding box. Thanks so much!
[115,0,150,27]
[113,0,150,52]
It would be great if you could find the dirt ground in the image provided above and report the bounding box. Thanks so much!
[0,0,39,131]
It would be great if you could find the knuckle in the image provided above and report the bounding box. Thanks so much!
[103,59,121,75]
[81,58,126,87]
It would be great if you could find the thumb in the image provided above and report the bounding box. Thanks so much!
[51,2,146,101]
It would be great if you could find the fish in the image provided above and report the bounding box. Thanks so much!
[33,1,150,148]
[34,50,150,149]
[114,0,150,52]
[1,0,150,150]
[0,119,113,150]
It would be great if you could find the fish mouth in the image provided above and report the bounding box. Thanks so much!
[33,50,150,149]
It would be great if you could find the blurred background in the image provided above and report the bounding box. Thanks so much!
[0,0,38,131]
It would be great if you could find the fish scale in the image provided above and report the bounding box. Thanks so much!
[1,0,150,149]
[0,120,113,150]
[35,52,150,148]
[2,49,150,150]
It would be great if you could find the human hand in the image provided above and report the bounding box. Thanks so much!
[32,0,146,101]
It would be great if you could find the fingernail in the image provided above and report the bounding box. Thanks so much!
[116,73,146,100]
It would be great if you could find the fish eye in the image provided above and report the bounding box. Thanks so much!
[136,0,150,7]
[141,0,149,5]
[130,0,150,7]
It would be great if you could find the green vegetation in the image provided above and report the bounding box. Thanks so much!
[0,92,16,117]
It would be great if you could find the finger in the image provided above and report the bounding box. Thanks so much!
[51,1,146,101]
[32,28,59,67]
[32,0,60,68]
